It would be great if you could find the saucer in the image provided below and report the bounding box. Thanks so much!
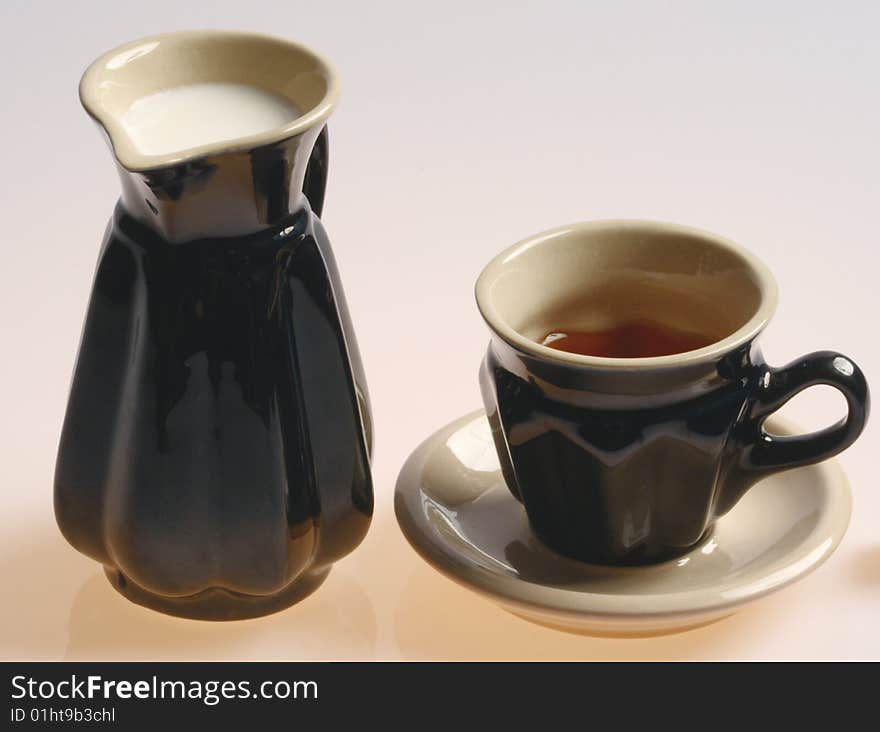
[394,411,851,636]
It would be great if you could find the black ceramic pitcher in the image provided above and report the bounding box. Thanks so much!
[55,32,373,619]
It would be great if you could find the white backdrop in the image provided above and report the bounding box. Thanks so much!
[0,0,877,659]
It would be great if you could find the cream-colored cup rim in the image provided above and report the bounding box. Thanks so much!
[78,30,340,172]
[475,220,779,370]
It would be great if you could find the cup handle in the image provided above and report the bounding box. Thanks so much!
[739,351,869,475]
[302,125,329,218]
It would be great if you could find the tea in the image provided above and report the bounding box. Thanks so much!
[539,320,716,358]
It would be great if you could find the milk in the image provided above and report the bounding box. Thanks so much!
[122,82,300,156]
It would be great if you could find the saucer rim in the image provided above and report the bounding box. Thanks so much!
[394,410,851,622]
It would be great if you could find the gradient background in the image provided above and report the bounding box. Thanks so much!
[1,0,877,659]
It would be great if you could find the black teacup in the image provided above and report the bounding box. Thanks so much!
[476,221,869,566]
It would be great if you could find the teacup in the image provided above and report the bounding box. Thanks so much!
[476,220,869,565]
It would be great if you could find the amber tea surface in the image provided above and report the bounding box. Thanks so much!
[539,320,717,358]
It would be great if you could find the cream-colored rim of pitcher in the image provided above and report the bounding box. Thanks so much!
[78,30,340,172]
[475,220,779,370]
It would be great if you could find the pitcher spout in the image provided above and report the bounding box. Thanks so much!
[79,31,339,242]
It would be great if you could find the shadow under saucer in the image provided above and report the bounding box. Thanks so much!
[391,560,803,661]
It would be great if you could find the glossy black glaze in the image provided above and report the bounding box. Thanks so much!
[55,130,373,620]
[480,337,869,566]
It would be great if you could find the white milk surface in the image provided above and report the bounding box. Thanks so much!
[122,82,300,155]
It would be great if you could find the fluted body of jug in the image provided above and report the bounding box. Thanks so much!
[54,31,373,619]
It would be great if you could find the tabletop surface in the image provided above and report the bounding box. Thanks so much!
[1,0,877,661]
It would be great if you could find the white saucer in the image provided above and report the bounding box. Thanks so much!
[394,410,851,636]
